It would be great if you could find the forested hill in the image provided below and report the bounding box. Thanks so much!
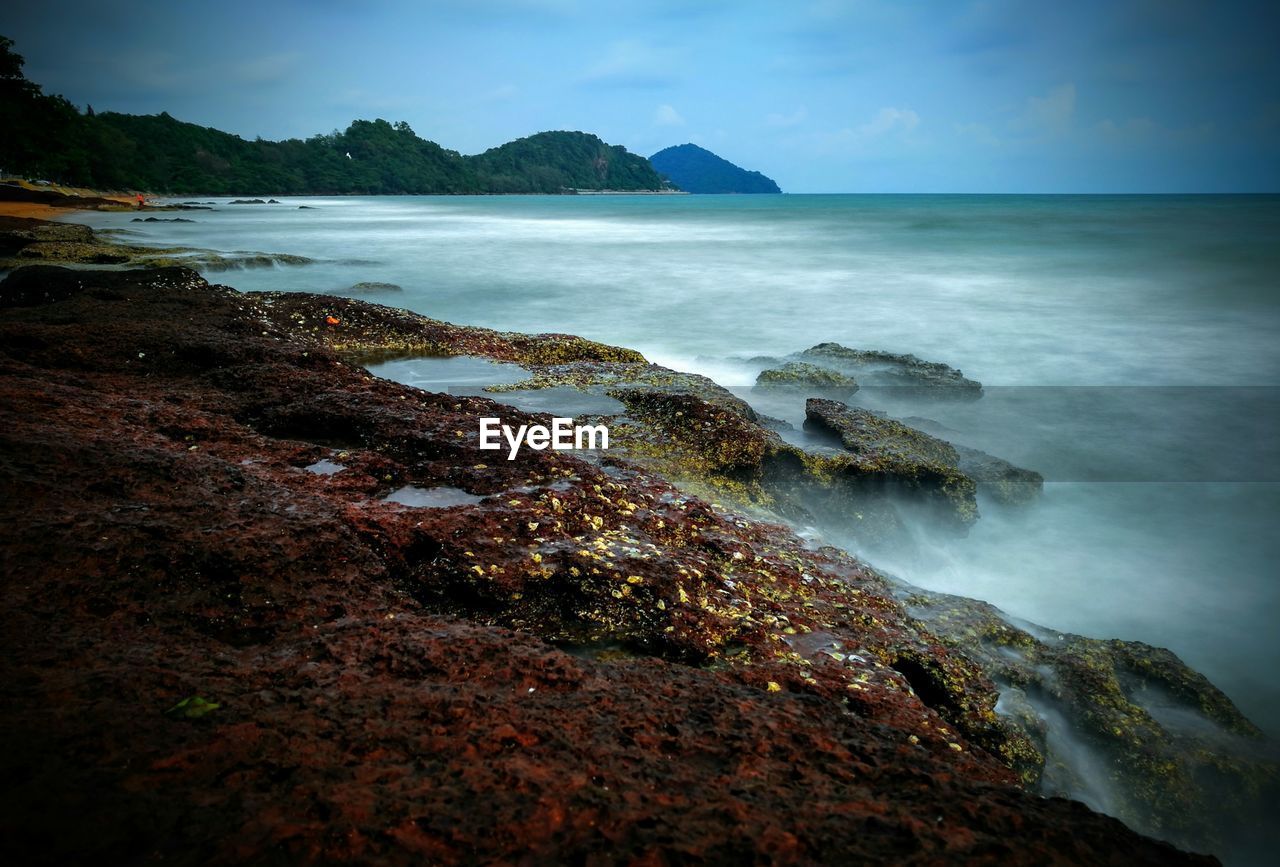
[650,144,781,194]
[0,36,665,195]
[471,131,667,194]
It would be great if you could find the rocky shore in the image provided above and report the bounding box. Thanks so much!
[2,259,1274,865]
[0,214,311,272]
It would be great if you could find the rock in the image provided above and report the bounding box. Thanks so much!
[799,342,983,398]
[0,216,311,272]
[228,198,266,204]
[951,442,1043,505]
[334,281,403,295]
[257,291,647,366]
[130,217,195,223]
[902,416,1043,505]
[0,183,131,210]
[0,264,1221,865]
[898,586,1280,857]
[298,205,315,209]
[755,361,859,398]
[267,198,281,204]
[804,398,979,529]
[465,358,916,542]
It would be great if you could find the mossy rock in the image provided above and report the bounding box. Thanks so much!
[342,281,403,294]
[899,585,1280,855]
[799,342,983,397]
[756,361,859,397]
[0,220,312,272]
[804,398,979,529]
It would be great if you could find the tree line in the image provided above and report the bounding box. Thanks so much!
[0,36,668,195]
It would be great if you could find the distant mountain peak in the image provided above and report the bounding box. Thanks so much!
[649,144,781,194]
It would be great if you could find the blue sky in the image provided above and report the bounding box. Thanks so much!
[7,0,1279,192]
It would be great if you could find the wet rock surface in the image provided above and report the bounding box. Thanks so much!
[799,342,984,397]
[0,265,1221,865]
[0,215,310,271]
[898,588,1279,860]
[334,280,404,294]
[950,442,1044,505]
[806,402,1043,508]
[804,398,979,529]
[756,361,859,398]
[901,415,1044,505]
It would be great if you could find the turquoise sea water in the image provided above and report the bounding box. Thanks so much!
[68,195,1280,749]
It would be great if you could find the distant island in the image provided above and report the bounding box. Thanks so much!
[650,144,781,194]
[0,36,666,196]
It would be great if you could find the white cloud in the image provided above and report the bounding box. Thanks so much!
[653,103,685,126]
[766,106,808,128]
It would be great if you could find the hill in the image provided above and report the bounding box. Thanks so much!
[470,131,667,194]
[0,36,664,195]
[649,144,781,194]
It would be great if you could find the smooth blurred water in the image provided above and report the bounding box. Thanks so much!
[75,194,1280,386]
[69,194,1280,739]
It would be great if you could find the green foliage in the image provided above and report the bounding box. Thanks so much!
[471,131,664,193]
[650,143,781,194]
[0,35,665,195]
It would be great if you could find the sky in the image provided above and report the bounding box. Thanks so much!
[6,0,1279,192]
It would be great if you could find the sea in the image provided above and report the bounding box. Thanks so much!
[66,194,1280,842]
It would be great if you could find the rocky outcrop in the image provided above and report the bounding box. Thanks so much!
[799,342,983,397]
[899,587,1279,858]
[951,441,1044,505]
[804,398,979,529]
[886,413,1044,506]
[463,356,974,538]
[0,181,136,211]
[0,183,208,212]
[282,297,1037,537]
[336,280,403,294]
[755,361,859,398]
[0,265,1223,865]
[0,216,310,271]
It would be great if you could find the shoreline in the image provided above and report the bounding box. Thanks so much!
[0,192,311,273]
[1,197,1276,863]
[0,262,1245,864]
[0,178,141,220]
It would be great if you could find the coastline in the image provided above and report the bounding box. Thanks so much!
[0,178,140,220]
[0,186,312,272]
[0,262,1236,865]
[1,218,1277,860]
[1,197,1276,864]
